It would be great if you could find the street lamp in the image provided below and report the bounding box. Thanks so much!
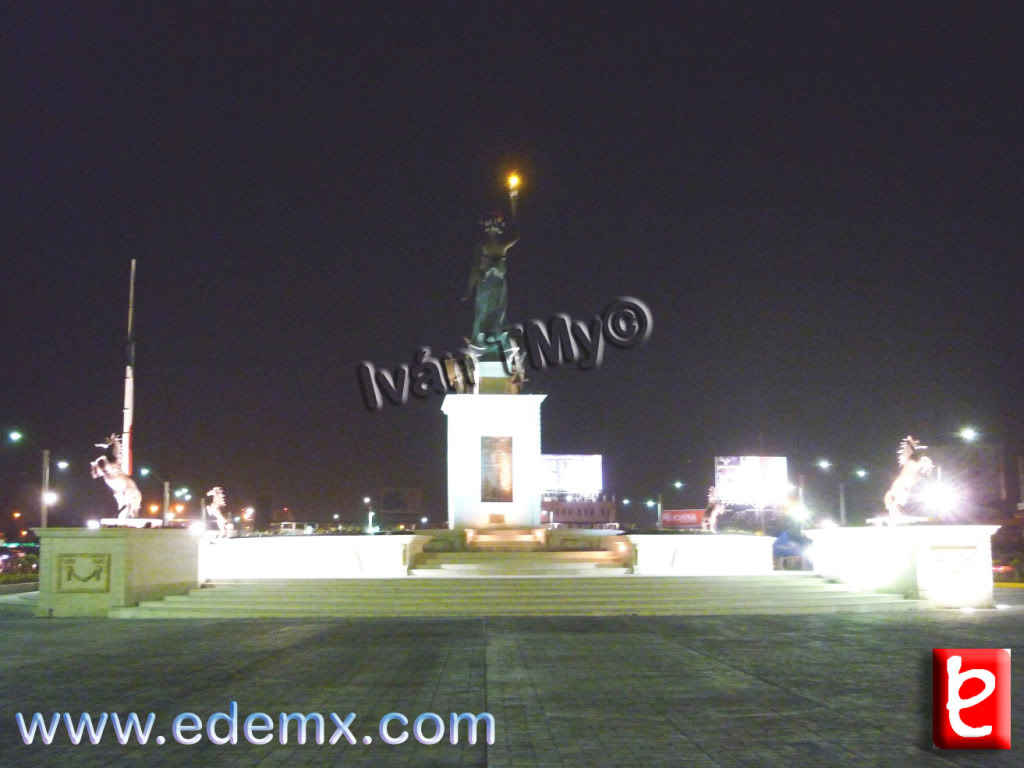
[815,460,868,526]
[138,467,172,521]
[364,496,375,533]
[645,494,663,529]
[8,431,68,528]
[641,481,685,530]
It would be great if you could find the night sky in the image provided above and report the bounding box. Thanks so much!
[3,3,1023,528]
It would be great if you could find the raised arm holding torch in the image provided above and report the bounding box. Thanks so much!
[507,172,520,222]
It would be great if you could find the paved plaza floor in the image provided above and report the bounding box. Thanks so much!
[0,589,1022,768]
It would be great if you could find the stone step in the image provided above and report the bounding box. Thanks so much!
[467,529,545,551]
[415,551,621,564]
[110,599,919,620]
[110,574,922,618]
[120,586,917,604]
[199,574,851,591]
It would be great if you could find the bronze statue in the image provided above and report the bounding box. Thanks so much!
[464,175,521,358]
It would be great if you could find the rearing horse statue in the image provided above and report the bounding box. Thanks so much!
[206,487,228,537]
[90,434,142,519]
[883,436,934,521]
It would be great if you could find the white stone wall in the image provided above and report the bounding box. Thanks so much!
[441,394,546,529]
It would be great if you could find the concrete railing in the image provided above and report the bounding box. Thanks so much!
[198,534,430,581]
[627,533,776,575]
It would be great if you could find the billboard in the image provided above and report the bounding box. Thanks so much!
[662,509,703,529]
[714,456,790,507]
[541,455,603,495]
[378,487,423,515]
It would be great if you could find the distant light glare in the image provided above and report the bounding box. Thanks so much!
[923,481,959,514]
[788,503,812,523]
[959,427,979,442]
[86,520,101,529]
[817,460,832,470]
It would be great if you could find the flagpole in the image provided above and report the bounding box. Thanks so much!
[121,259,136,476]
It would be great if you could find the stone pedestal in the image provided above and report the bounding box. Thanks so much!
[34,527,200,617]
[804,524,1000,607]
[441,392,546,529]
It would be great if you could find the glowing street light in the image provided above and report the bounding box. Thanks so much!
[959,427,979,443]
[363,496,376,533]
[8,430,67,528]
[138,467,173,520]
[815,460,868,526]
[645,494,663,529]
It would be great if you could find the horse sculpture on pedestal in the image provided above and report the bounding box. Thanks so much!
[882,436,934,523]
[206,487,229,538]
[90,434,142,519]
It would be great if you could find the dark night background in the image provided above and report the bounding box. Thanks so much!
[2,2,1022,531]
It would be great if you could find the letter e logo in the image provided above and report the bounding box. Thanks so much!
[933,648,1010,749]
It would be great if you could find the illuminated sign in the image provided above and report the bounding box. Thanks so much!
[714,456,790,507]
[541,455,603,495]
[662,509,703,529]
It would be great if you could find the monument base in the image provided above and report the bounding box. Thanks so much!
[804,524,999,607]
[34,527,200,617]
[99,518,165,528]
[442,390,546,530]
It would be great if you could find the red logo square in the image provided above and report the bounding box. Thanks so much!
[933,648,1011,749]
